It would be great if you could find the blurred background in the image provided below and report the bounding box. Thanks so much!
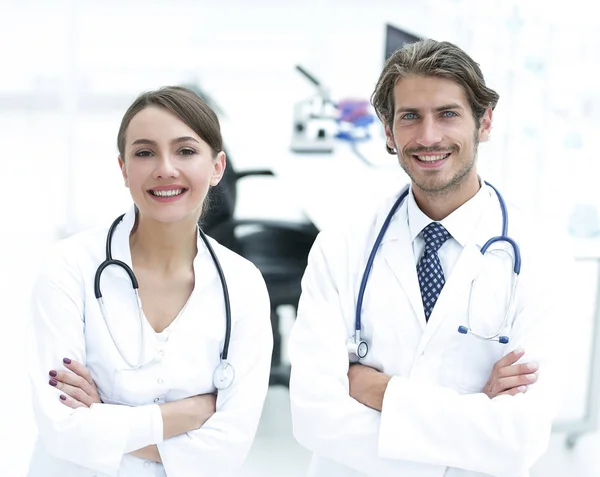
[1,0,599,475]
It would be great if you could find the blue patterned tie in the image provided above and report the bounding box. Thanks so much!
[417,222,451,321]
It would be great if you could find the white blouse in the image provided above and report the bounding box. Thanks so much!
[26,206,273,477]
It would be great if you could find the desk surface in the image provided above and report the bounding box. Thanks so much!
[273,140,408,231]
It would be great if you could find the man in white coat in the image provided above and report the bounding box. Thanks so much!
[288,39,574,477]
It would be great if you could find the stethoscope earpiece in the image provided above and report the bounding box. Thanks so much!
[458,325,510,344]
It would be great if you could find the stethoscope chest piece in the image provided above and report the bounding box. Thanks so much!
[347,336,368,361]
[213,360,235,390]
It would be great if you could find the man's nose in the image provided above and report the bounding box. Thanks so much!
[415,116,443,147]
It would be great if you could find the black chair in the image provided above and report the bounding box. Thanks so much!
[202,158,319,386]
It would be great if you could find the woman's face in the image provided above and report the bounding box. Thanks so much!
[119,106,225,225]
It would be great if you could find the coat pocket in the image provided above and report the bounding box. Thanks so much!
[449,333,505,393]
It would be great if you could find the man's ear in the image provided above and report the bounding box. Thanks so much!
[383,119,397,154]
[478,107,493,143]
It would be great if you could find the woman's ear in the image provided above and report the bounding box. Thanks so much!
[118,156,129,187]
[210,151,226,186]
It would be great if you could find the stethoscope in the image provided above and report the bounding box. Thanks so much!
[94,214,235,390]
[347,181,522,361]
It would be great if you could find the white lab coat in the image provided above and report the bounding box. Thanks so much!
[288,183,574,477]
[26,206,273,477]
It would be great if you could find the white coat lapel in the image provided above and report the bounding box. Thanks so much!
[423,193,500,340]
[111,205,137,268]
[378,200,426,330]
[424,242,483,336]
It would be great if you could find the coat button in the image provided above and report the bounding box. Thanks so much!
[157,378,164,384]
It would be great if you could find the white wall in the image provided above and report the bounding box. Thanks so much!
[0,1,599,474]
[1,0,598,233]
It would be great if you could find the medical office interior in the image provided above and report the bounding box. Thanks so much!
[1,0,599,475]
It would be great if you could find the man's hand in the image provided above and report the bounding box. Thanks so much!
[348,363,391,411]
[49,358,102,409]
[483,349,539,398]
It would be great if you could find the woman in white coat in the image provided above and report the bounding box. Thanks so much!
[288,39,574,477]
[26,86,273,477]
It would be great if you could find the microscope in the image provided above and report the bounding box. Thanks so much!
[290,65,338,153]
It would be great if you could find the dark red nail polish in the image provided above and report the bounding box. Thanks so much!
[63,358,71,365]
[49,370,57,377]
[59,395,67,401]
[49,379,57,386]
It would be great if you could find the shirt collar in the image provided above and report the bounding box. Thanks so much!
[407,180,491,247]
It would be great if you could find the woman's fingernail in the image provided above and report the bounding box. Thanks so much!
[518,386,528,393]
[49,370,57,377]
[63,358,71,365]
[59,395,67,401]
[49,379,57,386]
[527,374,538,381]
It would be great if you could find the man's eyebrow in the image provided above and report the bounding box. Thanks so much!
[395,103,465,115]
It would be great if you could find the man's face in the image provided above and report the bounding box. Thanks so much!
[385,75,492,195]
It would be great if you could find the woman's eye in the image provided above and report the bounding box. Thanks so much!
[135,150,153,157]
[179,148,196,156]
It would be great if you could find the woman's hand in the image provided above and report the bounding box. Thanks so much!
[48,358,103,409]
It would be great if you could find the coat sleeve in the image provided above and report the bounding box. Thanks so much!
[26,242,164,477]
[157,264,273,477]
[288,231,427,476]
[377,232,576,476]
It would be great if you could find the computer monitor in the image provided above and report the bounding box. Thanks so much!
[385,23,421,61]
